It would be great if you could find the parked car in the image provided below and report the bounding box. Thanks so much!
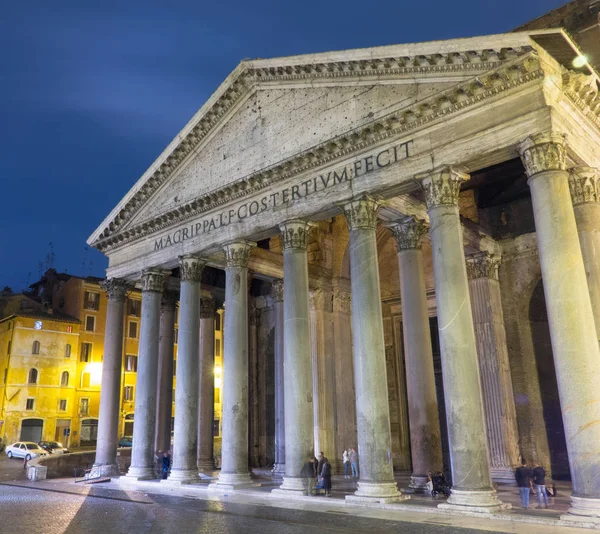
[118,436,133,447]
[38,441,69,455]
[5,442,48,461]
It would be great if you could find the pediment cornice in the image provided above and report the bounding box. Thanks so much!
[92,50,547,253]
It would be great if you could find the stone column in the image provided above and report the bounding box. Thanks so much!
[419,167,503,512]
[569,167,600,339]
[166,256,204,484]
[154,290,177,456]
[248,294,260,468]
[198,296,216,476]
[92,278,128,477]
[271,280,285,478]
[341,195,402,504]
[519,134,600,522]
[273,220,315,496]
[388,216,443,492]
[125,269,165,481]
[466,252,520,484]
[210,241,256,490]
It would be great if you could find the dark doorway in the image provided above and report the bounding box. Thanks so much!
[80,418,98,446]
[20,418,43,442]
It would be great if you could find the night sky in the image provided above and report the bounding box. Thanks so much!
[0,0,565,291]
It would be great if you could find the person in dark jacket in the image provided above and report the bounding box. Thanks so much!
[319,455,332,497]
[162,450,171,479]
[515,459,532,509]
[301,456,316,496]
[532,463,548,509]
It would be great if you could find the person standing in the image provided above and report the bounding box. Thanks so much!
[301,456,316,496]
[342,449,350,479]
[350,447,358,479]
[319,455,332,497]
[532,462,549,509]
[515,459,532,509]
[162,450,171,480]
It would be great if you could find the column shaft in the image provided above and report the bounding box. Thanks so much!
[167,257,204,484]
[198,298,216,475]
[271,280,285,477]
[93,279,128,477]
[126,270,164,480]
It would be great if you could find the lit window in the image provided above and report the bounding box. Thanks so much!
[85,316,95,332]
[65,344,71,358]
[125,355,138,372]
[32,340,40,354]
[59,399,67,411]
[80,343,92,362]
[66,325,73,333]
[128,321,138,339]
[123,386,134,401]
[60,371,69,387]
[79,398,89,415]
[26,398,34,410]
[127,299,141,317]
[34,320,42,330]
[84,291,100,311]
[28,368,38,384]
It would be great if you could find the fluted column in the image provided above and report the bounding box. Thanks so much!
[271,280,285,478]
[273,220,315,496]
[92,278,128,477]
[342,196,402,504]
[388,217,443,492]
[154,290,178,456]
[466,252,520,484]
[197,296,216,476]
[125,269,165,480]
[167,256,205,484]
[248,293,260,468]
[419,167,503,512]
[210,241,256,490]
[519,134,600,522]
[569,167,600,340]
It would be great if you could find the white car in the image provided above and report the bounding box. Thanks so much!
[5,442,48,461]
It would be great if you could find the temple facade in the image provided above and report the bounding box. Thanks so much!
[88,26,600,523]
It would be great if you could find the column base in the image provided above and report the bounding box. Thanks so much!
[404,475,429,494]
[197,460,217,479]
[208,472,259,491]
[271,476,306,497]
[271,463,285,479]
[490,466,517,485]
[163,468,200,485]
[437,489,509,513]
[88,463,120,479]
[123,466,156,481]
[345,481,407,504]
[560,495,600,525]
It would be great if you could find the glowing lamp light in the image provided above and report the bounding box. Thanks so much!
[573,55,588,68]
[89,362,103,385]
[214,365,222,387]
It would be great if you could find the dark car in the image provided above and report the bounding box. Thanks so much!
[38,441,69,455]
[118,436,133,447]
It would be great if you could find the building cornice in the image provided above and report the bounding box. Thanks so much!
[92,50,543,253]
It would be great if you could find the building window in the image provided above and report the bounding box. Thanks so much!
[127,299,141,317]
[125,355,138,372]
[128,321,138,339]
[59,399,67,411]
[85,316,95,332]
[81,372,91,388]
[66,325,72,333]
[7,340,11,355]
[123,386,134,401]
[84,291,100,311]
[173,360,176,376]
[65,344,71,358]
[60,371,69,387]
[79,397,89,415]
[215,313,221,331]
[28,368,38,384]
[32,340,40,354]
[214,388,220,404]
[174,328,178,344]
[34,320,42,330]
[26,398,34,410]
[215,339,220,357]
[80,343,92,362]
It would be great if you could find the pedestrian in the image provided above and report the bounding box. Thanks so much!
[532,462,549,509]
[515,459,532,509]
[162,450,171,480]
[342,449,350,479]
[315,452,325,495]
[319,455,333,497]
[425,472,434,497]
[350,447,358,478]
[301,455,316,496]
[155,449,163,478]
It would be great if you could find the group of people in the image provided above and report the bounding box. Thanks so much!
[515,460,554,509]
[301,452,333,496]
[342,448,358,479]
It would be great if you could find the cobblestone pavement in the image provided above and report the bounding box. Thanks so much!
[0,483,516,534]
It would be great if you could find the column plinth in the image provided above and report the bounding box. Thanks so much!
[272,220,315,497]
[340,196,403,504]
[271,280,285,479]
[519,134,600,523]
[210,241,257,491]
[420,167,505,512]
[125,269,165,481]
[388,216,443,494]
[92,278,129,478]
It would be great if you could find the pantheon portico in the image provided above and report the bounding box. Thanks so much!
[88,28,600,522]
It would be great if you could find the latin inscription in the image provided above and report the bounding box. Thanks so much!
[154,140,413,251]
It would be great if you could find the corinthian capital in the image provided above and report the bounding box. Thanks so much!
[333,289,352,314]
[141,269,166,293]
[161,289,179,309]
[466,252,501,281]
[518,132,567,178]
[271,279,284,303]
[100,278,130,302]
[418,166,469,209]
[569,167,600,206]
[200,296,215,319]
[309,288,333,312]
[279,219,311,250]
[223,241,256,269]
[341,194,380,231]
[387,216,428,251]
[179,255,205,282]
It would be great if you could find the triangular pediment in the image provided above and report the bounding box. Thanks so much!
[89,29,596,253]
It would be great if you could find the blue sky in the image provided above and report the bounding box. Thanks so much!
[0,0,564,291]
